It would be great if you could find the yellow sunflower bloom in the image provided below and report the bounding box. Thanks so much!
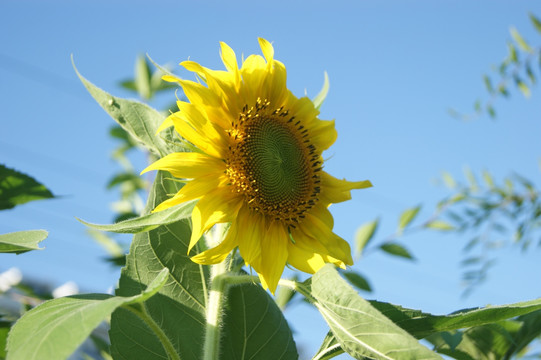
[142,38,372,293]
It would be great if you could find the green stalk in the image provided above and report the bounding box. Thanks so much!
[202,224,228,360]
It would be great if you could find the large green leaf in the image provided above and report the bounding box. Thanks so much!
[370,298,541,339]
[6,268,169,360]
[0,165,54,210]
[221,283,298,359]
[78,201,195,234]
[109,171,208,360]
[73,61,174,158]
[308,265,441,360]
[0,230,47,254]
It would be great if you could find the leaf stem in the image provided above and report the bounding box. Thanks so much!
[123,303,181,360]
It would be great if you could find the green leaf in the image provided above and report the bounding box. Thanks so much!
[482,75,493,94]
[119,79,137,92]
[508,42,518,63]
[342,271,372,292]
[380,243,415,260]
[482,170,494,188]
[312,332,344,360]
[312,71,330,110]
[515,76,531,98]
[0,230,47,254]
[369,297,541,339]
[77,199,195,233]
[487,104,496,118]
[442,172,456,189]
[0,321,10,359]
[0,165,54,210]
[6,268,169,360]
[107,173,145,190]
[221,283,298,359]
[425,220,455,231]
[308,265,441,359]
[109,171,296,359]
[530,13,541,34]
[526,63,536,85]
[463,167,478,192]
[428,324,516,360]
[73,59,174,158]
[135,55,152,100]
[510,27,533,53]
[398,205,421,233]
[354,218,378,257]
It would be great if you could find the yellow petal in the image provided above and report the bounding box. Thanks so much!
[287,231,347,273]
[320,172,372,205]
[156,116,174,134]
[220,41,240,86]
[236,208,264,266]
[189,190,243,253]
[168,113,224,159]
[254,221,288,294]
[191,229,237,265]
[299,212,354,266]
[153,174,224,213]
[258,38,274,64]
[141,152,225,179]
[309,119,338,151]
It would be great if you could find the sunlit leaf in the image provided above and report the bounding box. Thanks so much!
[510,27,533,53]
[514,75,531,98]
[508,42,518,63]
[0,230,47,254]
[312,71,330,110]
[380,243,415,260]
[398,205,421,233]
[73,60,175,157]
[77,200,195,233]
[425,220,455,231]
[442,172,456,189]
[135,55,152,100]
[0,165,54,210]
[483,75,493,93]
[6,269,169,360]
[308,265,441,359]
[354,218,378,257]
[487,104,496,118]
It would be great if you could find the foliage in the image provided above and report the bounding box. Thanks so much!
[449,13,541,119]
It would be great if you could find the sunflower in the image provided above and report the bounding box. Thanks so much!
[142,38,372,293]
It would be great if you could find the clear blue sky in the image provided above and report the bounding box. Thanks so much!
[1,1,540,358]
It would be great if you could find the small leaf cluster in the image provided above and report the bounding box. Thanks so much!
[450,13,541,119]
[437,169,541,296]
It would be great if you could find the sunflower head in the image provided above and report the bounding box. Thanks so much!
[142,38,372,293]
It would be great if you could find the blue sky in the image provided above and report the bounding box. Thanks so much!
[1,1,541,357]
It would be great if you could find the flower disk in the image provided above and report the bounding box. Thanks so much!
[142,38,372,293]
[227,98,320,226]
